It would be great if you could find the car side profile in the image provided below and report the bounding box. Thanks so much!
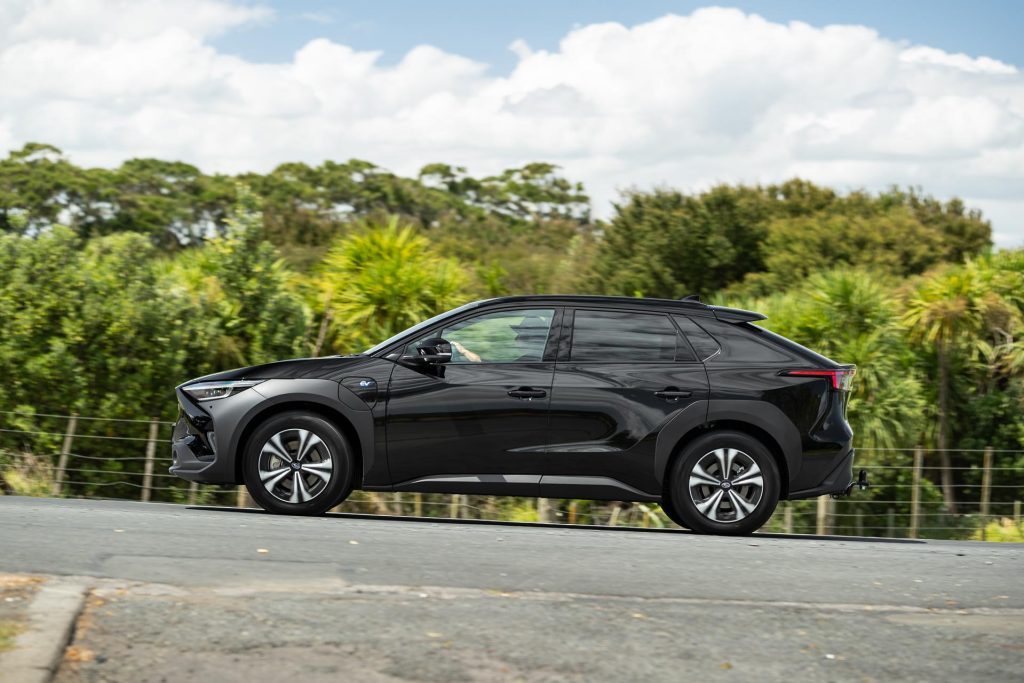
[170,295,863,535]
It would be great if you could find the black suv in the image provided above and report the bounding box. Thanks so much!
[171,295,859,535]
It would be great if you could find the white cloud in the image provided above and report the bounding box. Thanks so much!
[0,0,271,44]
[1,2,1022,246]
[900,46,1017,75]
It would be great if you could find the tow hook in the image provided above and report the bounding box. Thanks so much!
[832,469,870,499]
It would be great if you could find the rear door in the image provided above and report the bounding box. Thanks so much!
[544,308,709,495]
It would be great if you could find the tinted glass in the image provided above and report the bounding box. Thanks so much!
[571,310,679,362]
[692,317,794,363]
[751,325,836,366]
[364,300,481,354]
[418,308,554,363]
[673,316,721,361]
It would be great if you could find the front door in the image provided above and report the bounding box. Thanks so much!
[545,308,710,495]
[385,307,560,494]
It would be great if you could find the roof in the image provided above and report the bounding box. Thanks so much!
[474,295,767,323]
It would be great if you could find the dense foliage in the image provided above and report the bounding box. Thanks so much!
[0,143,1020,538]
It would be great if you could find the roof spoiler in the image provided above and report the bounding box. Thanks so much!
[679,294,766,323]
[709,305,767,323]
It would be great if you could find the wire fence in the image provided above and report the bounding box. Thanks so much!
[0,409,1022,541]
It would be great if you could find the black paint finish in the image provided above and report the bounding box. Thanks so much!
[546,361,709,495]
[385,361,555,484]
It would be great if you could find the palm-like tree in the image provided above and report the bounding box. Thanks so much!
[314,216,468,354]
[902,267,988,512]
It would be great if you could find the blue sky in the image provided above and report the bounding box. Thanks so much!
[215,0,1024,72]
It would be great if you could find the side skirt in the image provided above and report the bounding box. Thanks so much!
[368,474,661,502]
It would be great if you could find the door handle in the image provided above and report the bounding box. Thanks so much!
[655,388,692,400]
[508,387,547,399]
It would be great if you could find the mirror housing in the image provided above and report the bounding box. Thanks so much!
[402,337,452,365]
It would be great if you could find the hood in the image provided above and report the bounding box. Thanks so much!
[181,354,375,386]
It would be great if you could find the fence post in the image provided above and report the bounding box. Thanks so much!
[414,492,423,517]
[783,504,793,535]
[392,492,403,516]
[855,510,864,537]
[537,497,551,523]
[980,445,993,519]
[909,445,923,539]
[141,417,159,502]
[52,413,78,497]
[568,501,578,525]
[187,481,199,505]
[1014,500,1021,526]
[608,503,622,527]
[449,494,460,519]
[815,495,828,535]
[236,485,250,508]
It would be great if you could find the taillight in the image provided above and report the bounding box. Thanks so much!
[783,367,856,391]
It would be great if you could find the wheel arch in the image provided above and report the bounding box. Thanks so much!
[661,421,790,500]
[232,400,365,488]
[655,400,795,496]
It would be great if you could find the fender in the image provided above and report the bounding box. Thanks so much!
[226,379,376,484]
[653,399,803,488]
[706,399,803,482]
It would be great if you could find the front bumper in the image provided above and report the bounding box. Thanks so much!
[169,385,266,484]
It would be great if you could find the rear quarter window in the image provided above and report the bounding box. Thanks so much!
[690,317,797,363]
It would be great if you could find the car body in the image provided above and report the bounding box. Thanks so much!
[170,294,859,534]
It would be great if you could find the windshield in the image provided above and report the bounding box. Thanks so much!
[361,300,491,355]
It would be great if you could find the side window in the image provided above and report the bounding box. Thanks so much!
[673,316,721,361]
[570,310,683,362]
[418,308,554,363]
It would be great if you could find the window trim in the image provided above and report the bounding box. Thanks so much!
[563,307,701,364]
[671,314,722,363]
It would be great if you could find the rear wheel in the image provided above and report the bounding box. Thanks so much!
[243,412,353,515]
[659,501,688,529]
[665,431,780,535]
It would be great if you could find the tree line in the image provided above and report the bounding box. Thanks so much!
[0,143,1020,537]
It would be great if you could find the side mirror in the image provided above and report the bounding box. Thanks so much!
[402,337,452,364]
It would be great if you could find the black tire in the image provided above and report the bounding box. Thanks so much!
[665,431,780,535]
[242,411,354,515]
[659,501,689,529]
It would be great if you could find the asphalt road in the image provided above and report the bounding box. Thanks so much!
[1,497,1021,682]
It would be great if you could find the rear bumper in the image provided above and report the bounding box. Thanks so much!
[787,448,856,500]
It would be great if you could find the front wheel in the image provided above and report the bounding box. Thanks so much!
[665,431,780,535]
[243,412,353,515]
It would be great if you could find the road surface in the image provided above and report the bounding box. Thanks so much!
[0,497,1021,681]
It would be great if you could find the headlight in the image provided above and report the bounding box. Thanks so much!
[183,380,264,402]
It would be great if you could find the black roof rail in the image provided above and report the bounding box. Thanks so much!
[458,294,767,320]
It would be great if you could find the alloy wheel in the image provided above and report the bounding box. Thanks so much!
[688,448,764,523]
[258,429,333,503]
